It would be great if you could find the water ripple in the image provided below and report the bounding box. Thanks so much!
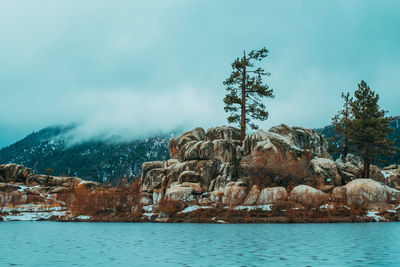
[0,222,400,266]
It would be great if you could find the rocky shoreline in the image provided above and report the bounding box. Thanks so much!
[1,125,400,223]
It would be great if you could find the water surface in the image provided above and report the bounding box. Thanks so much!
[1,222,399,266]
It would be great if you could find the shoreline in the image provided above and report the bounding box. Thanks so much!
[3,203,398,224]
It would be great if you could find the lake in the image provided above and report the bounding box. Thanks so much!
[0,222,399,266]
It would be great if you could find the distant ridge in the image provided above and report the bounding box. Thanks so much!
[0,125,175,184]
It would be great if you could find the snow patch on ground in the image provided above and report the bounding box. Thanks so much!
[366,211,385,222]
[1,203,67,221]
[2,211,66,221]
[179,205,211,213]
[2,204,64,212]
[320,204,334,209]
[17,185,40,192]
[234,205,272,211]
[143,212,154,218]
[143,205,153,212]
[76,215,91,220]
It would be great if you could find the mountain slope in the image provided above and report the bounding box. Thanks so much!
[0,125,173,184]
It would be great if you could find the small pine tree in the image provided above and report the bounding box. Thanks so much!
[223,48,274,144]
[348,80,395,177]
[331,92,352,160]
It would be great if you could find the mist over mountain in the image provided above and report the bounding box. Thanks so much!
[1,117,399,185]
[0,125,175,184]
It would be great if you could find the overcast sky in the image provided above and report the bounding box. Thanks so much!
[1,0,399,148]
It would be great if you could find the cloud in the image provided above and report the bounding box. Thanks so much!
[0,0,400,148]
[56,87,226,144]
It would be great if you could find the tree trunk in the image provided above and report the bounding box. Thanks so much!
[363,159,370,178]
[342,139,348,159]
[363,146,370,178]
[240,51,246,145]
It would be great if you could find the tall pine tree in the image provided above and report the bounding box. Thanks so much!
[223,48,274,144]
[348,80,395,177]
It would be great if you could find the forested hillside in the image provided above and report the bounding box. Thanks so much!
[0,125,173,184]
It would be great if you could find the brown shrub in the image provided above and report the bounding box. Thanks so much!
[65,180,142,217]
[157,198,185,215]
[241,150,312,189]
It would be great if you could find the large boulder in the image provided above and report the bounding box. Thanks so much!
[256,187,288,205]
[205,126,240,141]
[25,174,83,187]
[334,179,400,206]
[142,158,220,194]
[381,167,400,188]
[331,186,347,203]
[141,161,168,192]
[0,164,34,183]
[222,181,247,206]
[211,139,241,163]
[142,149,222,202]
[169,126,241,163]
[176,139,240,164]
[177,171,201,183]
[310,158,342,186]
[290,185,329,206]
[211,163,236,191]
[210,190,224,203]
[47,176,82,187]
[169,128,205,159]
[268,124,330,158]
[178,140,214,161]
[370,165,385,182]
[336,155,363,183]
[242,185,261,205]
[165,182,202,202]
[165,160,220,192]
[336,154,386,184]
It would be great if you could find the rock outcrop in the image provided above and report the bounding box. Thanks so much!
[0,163,34,183]
[0,163,100,208]
[141,124,334,206]
[140,124,400,217]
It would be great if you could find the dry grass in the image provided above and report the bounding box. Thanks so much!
[58,180,142,217]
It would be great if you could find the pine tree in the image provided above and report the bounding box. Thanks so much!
[348,80,395,178]
[331,92,352,160]
[223,48,274,144]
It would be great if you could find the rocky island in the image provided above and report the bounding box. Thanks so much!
[1,125,400,223]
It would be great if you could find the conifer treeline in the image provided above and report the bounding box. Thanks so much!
[331,80,397,177]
